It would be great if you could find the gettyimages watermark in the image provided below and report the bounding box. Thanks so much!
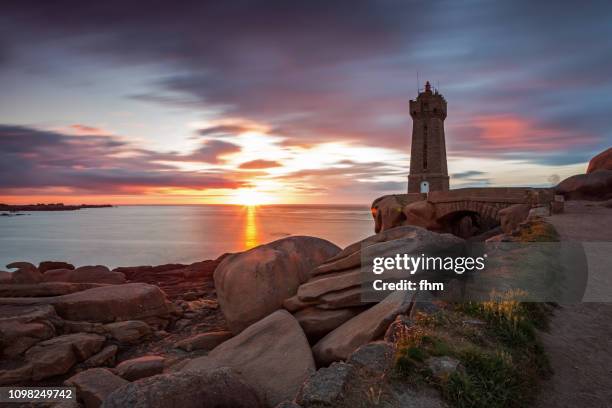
[359,240,612,303]
[371,253,487,291]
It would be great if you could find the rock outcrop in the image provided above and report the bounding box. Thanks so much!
[312,290,414,366]
[25,333,106,380]
[50,283,172,326]
[6,262,43,284]
[0,282,105,298]
[0,259,213,388]
[0,304,58,357]
[214,236,340,334]
[39,261,75,274]
[114,258,224,299]
[288,226,464,342]
[587,147,612,173]
[183,310,315,407]
[0,283,173,327]
[103,367,262,408]
[555,170,612,201]
[43,265,126,284]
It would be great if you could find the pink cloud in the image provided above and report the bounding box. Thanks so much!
[449,114,597,153]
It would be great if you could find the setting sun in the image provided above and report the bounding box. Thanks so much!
[230,188,274,206]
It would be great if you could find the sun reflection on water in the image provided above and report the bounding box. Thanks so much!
[244,205,260,249]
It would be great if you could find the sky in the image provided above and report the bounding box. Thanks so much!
[1,0,611,205]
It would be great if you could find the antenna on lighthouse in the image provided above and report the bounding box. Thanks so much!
[416,71,420,94]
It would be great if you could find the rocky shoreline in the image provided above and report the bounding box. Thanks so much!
[0,227,463,408]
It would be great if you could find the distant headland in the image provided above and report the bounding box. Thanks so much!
[0,203,113,212]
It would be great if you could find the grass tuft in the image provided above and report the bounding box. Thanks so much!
[444,349,523,408]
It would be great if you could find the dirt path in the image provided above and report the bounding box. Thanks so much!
[536,201,612,407]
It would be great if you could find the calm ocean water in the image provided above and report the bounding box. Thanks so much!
[0,205,374,269]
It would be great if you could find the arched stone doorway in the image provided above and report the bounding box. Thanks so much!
[437,210,499,239]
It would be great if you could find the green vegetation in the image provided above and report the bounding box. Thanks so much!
[394,299,553,408]
[443,348,522,408]
[393,218,559,407]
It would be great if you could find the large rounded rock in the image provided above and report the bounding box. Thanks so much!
[51,283,172,325]
[215,236,340,334]
[587,147,612,173]
[555,170,612,200]
[43,265,126,284]
[183,310,315,407]
[103,367,262,408]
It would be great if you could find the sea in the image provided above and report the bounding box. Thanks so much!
[0,205,374,269]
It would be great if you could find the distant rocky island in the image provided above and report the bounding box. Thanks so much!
[0,203,113,212]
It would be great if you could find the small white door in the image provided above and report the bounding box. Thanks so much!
[420,181,429,193]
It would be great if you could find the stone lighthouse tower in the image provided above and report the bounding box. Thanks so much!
[408,81,450,193]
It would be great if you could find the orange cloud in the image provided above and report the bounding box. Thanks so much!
[238,159,282,170]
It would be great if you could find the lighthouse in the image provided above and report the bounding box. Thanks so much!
[407,81,450,193]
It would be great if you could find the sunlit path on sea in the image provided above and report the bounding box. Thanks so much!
[244,205,260,249]
[0,204,373,268]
